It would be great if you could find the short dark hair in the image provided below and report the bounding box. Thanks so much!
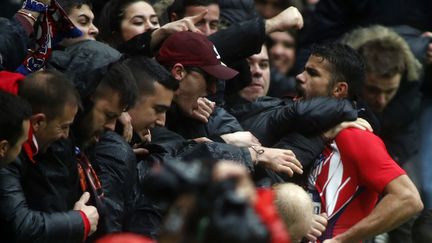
[95,59,140,111]
[310,43,366,99]
[357,39,406,78]
[57,0,93,14]
[122,56,179,97]
[168,0,219,18]
[18,70,81,120]
[0,90,32,145]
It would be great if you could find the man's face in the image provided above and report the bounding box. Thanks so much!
[362,73,401,113]
[296,55,334,99]
[174,68,214,118]
[239,45,270,101]
[121,1,160,42]
[0,120,30,166]
[269,31,296,74]
[184,4,220,36]
[36,103,78,153]
[129,82,174,134]
[61,4,99,47]
[80,90,123,147]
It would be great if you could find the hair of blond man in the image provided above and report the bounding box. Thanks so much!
[273,183,313,242]
[342,25,422,81]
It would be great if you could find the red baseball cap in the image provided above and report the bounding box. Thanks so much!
[156,31,238,80]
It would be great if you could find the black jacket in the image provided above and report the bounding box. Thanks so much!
[0,139,85,243]
[165,104,243,142]
[128,127,254,238]
[88,131,138,237]
[146,127,254,172]
[226,95,358,147]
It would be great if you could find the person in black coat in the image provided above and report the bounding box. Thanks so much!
[0,70,99,243]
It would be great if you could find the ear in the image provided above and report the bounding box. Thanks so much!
[332,82,348,98]
[171,63,186,81]
[0,140,9,159]
[30,113,47,133]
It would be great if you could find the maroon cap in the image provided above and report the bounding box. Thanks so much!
[156,31,238,80]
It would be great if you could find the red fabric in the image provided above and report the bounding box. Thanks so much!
[156,31,238,80]
[95,233,155,243]
[254,188,291,243]
[79,211,91,242]
[14,14,35,35]
[0,71,24,95]
[309,128,405,240]
[22,126,38,163]
[0,71,38,162]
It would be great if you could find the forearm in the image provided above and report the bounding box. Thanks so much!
[209,17,265,62]
[333,178,423,242]
[269,98,357,135]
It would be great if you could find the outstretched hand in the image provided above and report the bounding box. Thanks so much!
[160,10,207,34]
[151,10,207,51]
[255,147,303,177]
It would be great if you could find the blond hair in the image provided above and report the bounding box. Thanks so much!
[342,25,422,81]
[273,183,313,242]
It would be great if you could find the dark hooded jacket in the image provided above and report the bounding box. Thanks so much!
[48,40,121,94]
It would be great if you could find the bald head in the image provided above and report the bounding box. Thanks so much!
[273,183,313,242]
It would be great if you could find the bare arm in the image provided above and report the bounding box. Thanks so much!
[325,175,423,243]
[265,6,303,34]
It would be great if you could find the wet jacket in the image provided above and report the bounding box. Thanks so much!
[226,95,358,147]
[0,139,85,243]
[88,131,138,236]
[48,40,121,96]
[165,104,243,142]
[129,126,254,238]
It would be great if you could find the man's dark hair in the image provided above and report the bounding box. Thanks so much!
[57,0,93,14]
[310,43,366,99]
[357,39,406,78]
[122,56,179,96]
[95,60,139,111]
[168,0,219,19]
[0,90,32,145]
[18,70,81,120]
